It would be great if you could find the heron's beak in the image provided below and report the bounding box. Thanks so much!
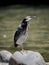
[28,16,36,21]
[31,16,36,19]
[26,16,36,21]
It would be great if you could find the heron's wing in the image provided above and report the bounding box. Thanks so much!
[14,26,25,43]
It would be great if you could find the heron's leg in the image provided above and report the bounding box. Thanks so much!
[19,43,24,52]
[20,44,27,53]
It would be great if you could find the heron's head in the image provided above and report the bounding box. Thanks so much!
[25,16,36,21]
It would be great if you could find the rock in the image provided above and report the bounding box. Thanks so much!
[0,50,12,62]
[9,50,46,65]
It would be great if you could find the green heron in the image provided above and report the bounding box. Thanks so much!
[14,16,36,52]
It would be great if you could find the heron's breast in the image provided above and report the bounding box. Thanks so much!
[16,33,28,44]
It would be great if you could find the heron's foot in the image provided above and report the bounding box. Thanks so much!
[22,49,27,53]
[22,49,25,52]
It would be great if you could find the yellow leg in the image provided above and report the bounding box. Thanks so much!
[18,44,27,54]
[19,44,24,52]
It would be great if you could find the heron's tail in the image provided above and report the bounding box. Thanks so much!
[14,39,18,47]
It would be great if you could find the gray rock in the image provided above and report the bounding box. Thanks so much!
[9,50,46,65]
[0,50,12,63]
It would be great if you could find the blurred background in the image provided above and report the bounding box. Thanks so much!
[0,0,49,62]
